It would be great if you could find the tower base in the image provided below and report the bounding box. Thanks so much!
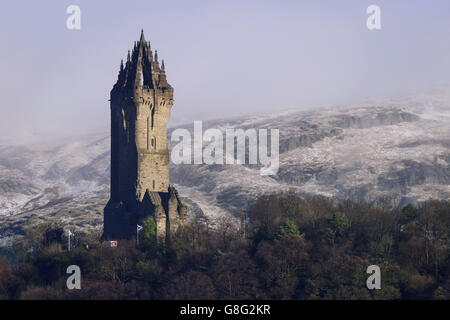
[102,185,186,242]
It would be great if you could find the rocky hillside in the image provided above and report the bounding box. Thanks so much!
[0,88,449,246]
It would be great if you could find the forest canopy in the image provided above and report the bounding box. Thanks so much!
[0,192,448,300]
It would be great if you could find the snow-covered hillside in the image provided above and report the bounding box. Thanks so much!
[0,87,449,246]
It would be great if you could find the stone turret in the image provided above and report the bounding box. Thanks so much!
[103,30,186,242]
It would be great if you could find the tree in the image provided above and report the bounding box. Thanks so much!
[162,271,216,299]
[329,212,350,236]
[142,216,156,248]
[276,219,303,239]
[0,257,15,299]
[211,251,259,299]
[255,237,310,299]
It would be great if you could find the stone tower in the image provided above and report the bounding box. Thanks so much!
[103,30,186,242]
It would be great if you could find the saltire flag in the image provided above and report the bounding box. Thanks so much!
[137,225,143,231]
[68,230,74,237]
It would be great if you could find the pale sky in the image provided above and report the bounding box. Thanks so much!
[1,0,450,143]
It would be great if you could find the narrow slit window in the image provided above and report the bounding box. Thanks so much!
[151,107,155,129]
[146,117,150,150]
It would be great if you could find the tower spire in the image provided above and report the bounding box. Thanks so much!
[161,59,165,71]
[140,29,145,43]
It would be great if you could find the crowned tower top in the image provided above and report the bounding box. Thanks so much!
[112,29,172,96]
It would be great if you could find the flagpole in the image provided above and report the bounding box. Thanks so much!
[68,231,71,252]
[136,225,139,247]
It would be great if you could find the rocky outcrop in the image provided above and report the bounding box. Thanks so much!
[378,159,450,191]
[330,109,419,129]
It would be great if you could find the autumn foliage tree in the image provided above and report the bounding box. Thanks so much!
[0,191,448,300]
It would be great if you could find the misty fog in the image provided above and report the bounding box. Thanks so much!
[1,0,450,145]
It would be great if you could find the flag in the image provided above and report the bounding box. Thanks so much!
[68,230,74,237]
[137,225,143,231]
